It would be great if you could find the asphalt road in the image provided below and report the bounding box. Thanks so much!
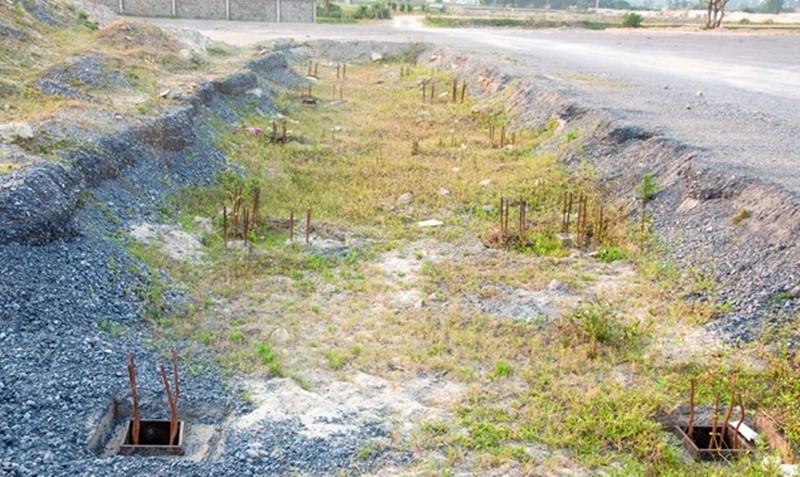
[146,16,800,194]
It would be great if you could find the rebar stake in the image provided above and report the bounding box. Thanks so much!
[171,349,180,401]
[305,208,312,244]
[289,208,295,242]
[159,365,179,446]
[720,374,737,446]
[709,393,721,451]
[222,206,228,247]
[688,378,695,440]
[127,353,141,446]
[733,394,745,448]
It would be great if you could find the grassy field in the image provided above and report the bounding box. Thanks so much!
[134,59,800,475]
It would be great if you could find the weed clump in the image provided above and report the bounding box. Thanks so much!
[559,301,641,352]
[622,12,644,28]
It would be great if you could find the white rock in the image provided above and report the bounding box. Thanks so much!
[780,464,799,476]
[481,204,494,213]
[397,192,413,204]
[451,167,461,173]
[179,48,192,60]
[371,52,384,62]
[192,216,214,235]
[696,90,704,97]
[438,188,450,196]
[478,179,492,186]
[418,219,443,228]
[270,327,292,344]
[548,280,566,292]
[0,122,34,141]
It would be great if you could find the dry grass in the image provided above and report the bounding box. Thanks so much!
[140,59,799,475]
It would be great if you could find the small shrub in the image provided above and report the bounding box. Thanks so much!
[731,208,751,225]
[97,318,125,338]
[635,172,659,202]
[78,10,88,20]
[490,360,514,379]
[769,291,793,307]
[527,232,567,257]
[598,246,626,263]
[228,330,245,343]
[621,12,643,28]
[410,138,420,156]
[421,420,449,436]
[325,349,346,370]
[563,301,640,350]
[256,342,276,364]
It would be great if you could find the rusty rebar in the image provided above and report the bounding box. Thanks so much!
[252,188,260,231]
[430,82,435,104]
[640,187,647,252]
[460,81,466,104]
[733,394,745,448]
[282,120,287,144]
[222,205,228,247]
[565,192,573,234]
[314,62,319,78]
[127,353,141,446]
[171,349,180,402]
[422,82,426,103]
[305,208,312,244]
[452,78,457,103]
[289,208,295,241]
[500,125,506,148]
[709,392,721,450]
[159,364,179,446]
[504,199,510,239]
[720,374,737,446]
[242,206,249,243]
[688,378,695,440]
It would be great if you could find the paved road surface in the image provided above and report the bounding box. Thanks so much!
[146,16,800,194]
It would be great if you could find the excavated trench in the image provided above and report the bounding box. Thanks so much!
[1,35,799,475]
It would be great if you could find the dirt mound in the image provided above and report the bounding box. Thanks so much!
[97,20,181,53]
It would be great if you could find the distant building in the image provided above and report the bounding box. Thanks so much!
[91,0,316,23]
